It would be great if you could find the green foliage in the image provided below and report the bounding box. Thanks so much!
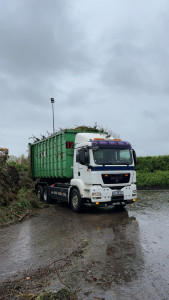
[59,123,107,134]
[0,151,43,224]
[30,124,108,143]
[0,188,43,225]
[73,124,106,133]
[137,171,169,187]
[12,194,31,213]
[18,171,34,190]
[136,155,169,172]
[8,161,28,172]
[0,160,18,206]
[136,155,169,188]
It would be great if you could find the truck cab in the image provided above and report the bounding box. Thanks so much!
[70,133,137,211]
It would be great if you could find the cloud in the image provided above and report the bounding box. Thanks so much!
[0,0,169,156]
[0,0,92,106]
[0,0,89,75]
[97,2,169,95]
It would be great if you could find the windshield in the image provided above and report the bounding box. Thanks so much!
[93,148,133,165]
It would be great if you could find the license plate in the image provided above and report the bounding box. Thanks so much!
[112,191,123,196]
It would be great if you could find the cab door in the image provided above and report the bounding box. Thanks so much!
[76,147,89,183]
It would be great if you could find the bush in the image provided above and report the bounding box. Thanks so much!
[137,171,169,187]
[8,161,28,172]
[136,155,169,172]
[136,155,169,188]
[0,161,18,206]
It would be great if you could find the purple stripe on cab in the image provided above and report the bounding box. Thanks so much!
[91,140,132,149]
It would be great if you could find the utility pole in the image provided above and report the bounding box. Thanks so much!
[50,98,55,134]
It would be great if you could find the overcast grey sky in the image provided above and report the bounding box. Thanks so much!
[0,0,169,157]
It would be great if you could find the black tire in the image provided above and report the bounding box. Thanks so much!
[43,187,51,203]
[70,189,84,213]
[36,185,43,201]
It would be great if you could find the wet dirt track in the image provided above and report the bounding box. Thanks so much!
[0,191,169,300]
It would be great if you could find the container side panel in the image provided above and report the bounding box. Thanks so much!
[37,143,40,176]
[64,133,76,178]
[39,143,41,176]
[51,137,54,176]
[54,136,58,177]
[58,134,62,177]
[30,130,77,179]
[42,141,44,177]
[62,134,66,177]
[45,140,47,177]
[48,139,52,177]
[47,139,50,177]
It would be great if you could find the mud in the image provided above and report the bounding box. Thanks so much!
[0,191,169,300]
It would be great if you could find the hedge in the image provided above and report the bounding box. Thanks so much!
[136,155,169,172]
[136,155,169,188]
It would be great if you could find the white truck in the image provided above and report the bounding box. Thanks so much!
[30,130,137,212]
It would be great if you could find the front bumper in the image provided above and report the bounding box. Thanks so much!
[90,184,137,205]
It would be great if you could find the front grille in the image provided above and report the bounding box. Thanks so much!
[102,173,130,184]
[109,186,125,190]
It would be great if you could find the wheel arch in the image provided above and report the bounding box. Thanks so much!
[70,179,89,200]
[68,186,81,204]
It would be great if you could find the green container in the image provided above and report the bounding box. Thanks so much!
[29,130,77,179]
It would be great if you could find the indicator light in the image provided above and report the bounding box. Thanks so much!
[93,138,105,140]
[92,192,101,197]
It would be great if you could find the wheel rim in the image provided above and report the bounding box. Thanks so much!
[44,190,47,202]
[37,189,41,200]
[72,194,78,208]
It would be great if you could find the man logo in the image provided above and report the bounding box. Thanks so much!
[115,176,119,183]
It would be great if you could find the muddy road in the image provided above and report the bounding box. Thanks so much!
[0,190,169,300]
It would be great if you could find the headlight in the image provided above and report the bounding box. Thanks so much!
[92,192,101,197]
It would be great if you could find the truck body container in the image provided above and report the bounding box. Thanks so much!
[29,130,78,179]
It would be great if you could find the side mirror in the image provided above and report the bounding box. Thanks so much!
[79,148,85,165]
[133,149,137,166]
[77,148,90,165]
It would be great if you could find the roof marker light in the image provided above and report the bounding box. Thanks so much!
[93,138,105,140]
